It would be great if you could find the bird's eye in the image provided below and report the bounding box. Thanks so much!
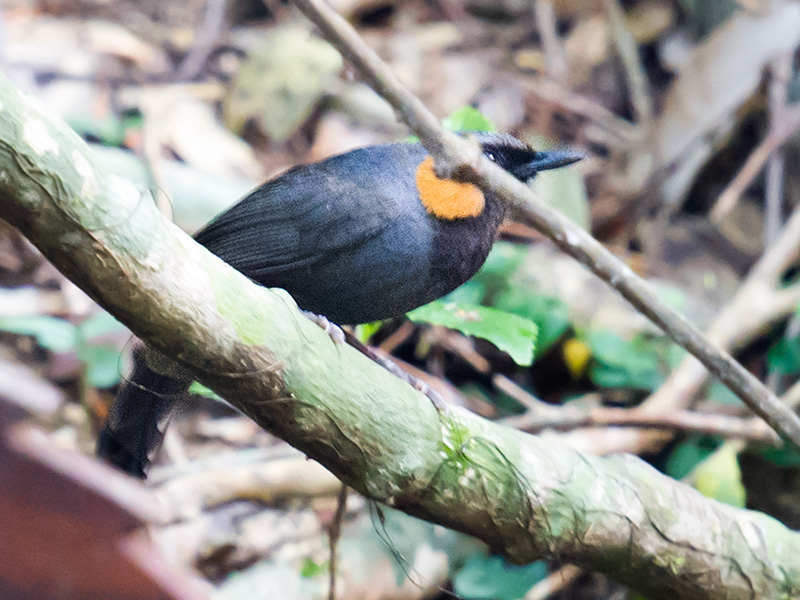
[485,151,496,162]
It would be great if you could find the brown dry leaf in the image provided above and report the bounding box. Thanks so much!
[83,20,170,71]
[564,3,674,84]
[329,83,398,127]
[153,453,341,521]
[474,80,528,133]
[625,0,676,44]
[138,86,263,180]
[310,113,390,161]
[553,0,603,18]
[4,16,168,75]
[3,16,167,124]
[654,0,800,202]
[432,52,497,116]
[564,15,609,84]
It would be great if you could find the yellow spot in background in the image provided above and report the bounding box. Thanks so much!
[563,337,591,379]
[415,156,484,220]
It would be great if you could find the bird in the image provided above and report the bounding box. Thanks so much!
[97,132,584,477]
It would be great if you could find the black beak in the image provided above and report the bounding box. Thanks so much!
[511,148,586,181]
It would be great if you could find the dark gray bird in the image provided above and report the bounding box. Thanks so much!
[97,133,583,477]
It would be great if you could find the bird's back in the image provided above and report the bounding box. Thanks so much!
[194,143,503,324]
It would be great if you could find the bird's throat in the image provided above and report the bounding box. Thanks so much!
[415,157,485,220]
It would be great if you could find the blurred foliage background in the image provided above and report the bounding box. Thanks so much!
[2,0,800,598]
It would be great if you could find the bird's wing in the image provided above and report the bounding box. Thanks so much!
[193,144,424,284]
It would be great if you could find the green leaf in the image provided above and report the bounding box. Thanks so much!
[475,241,528,281]
[665,437,721,480]
[70,116,124,147]
[587,331,663,391]
[74,311,128,388]
[453,554,547,600]
[767,330,800,376]
[688,443,746,507]
[299,557,327,578]
[443,242,527,306]
[493,290,570,354]
[69,110,142,148]
[444,280,487,305]
[442,106,496,133]
[757,444,800,467]
[533,164,590,229]
[78,310,128,339]
[410,107,496,142]
[0,316,77,353]
[189,381,220,399]
[447,242,570,355]
[706,379,742,406]
[408,301,537,366]
[78,344,122,388]
[354,321,383,344]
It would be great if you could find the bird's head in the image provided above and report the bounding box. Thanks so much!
[473,132,585,181]
[415,133,584,220]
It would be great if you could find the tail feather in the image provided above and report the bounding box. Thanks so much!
[97,346,188,478]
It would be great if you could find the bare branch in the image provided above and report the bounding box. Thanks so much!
[495,376,781,445]
[602,0,653,124]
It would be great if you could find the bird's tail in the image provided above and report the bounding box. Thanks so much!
[97,345,188,478]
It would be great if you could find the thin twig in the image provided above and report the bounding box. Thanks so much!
[765,154,785,246]
[711,106,800,224]
[328,484,349,600]
[505,407,780,446]
[602,0,653,124]
[533,0,568,84]
[516,75,640,145]
[560,285,800,456]
[377,321,413,354]
[782,378,800,409]
[291,0,800,447]
[176,0,228,81]
[524,564,583,600]
[493,374,564,416]
[764,53,792,245]
[749,204,800,285]
[496,375,780,445]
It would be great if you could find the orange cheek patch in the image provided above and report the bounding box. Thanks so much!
[415,157,485,220]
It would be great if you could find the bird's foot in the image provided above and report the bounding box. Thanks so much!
[302,310,346,345]
[369,350,449,414]
[411,374,449,414]
[302,312,448,413]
